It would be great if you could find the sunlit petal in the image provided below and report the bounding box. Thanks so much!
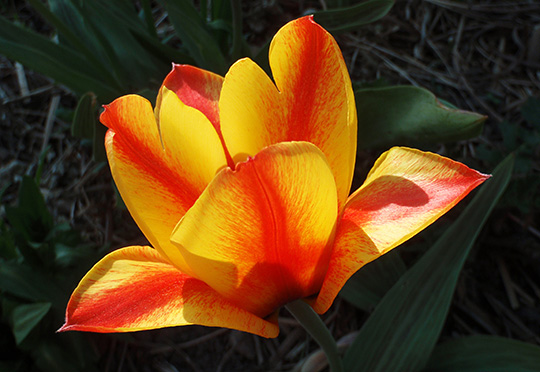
[101,95,227,271]
[156,64,223,130]
[171,142,338,318]
[158,87,229,189]
[60,246,279,338]
[313,147,490,313]
[220,16,356,208]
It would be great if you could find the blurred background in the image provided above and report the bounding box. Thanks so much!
[1,0,539,371]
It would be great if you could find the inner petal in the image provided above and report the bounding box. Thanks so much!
[219,16,356,210]
[170,142,338,317]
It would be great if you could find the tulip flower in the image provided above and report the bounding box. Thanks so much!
[60,16,488,341]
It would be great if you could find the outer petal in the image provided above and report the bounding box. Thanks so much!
[60,246,279,338]
[219,16,356,209]
[313,147,490,313]
[170,142,338,318]
[101,95,227,272]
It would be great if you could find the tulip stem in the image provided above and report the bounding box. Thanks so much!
[285,299,344,372]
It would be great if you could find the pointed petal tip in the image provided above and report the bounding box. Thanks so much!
[100,103,111,119]
[468,168,491,188]
[169,63,192,74]
[170,63,192,72]
[312,150,491,314]
[296,14,323,28]
[56,321,88,333]
[56,323,68,333]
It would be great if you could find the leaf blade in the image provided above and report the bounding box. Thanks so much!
[160,0,228,74]
[423,335,540,372]
[0,35,119,99]
[314,0,395,33]
[11,302,51,345]
[339,250,406,311]
[355,85,486,149]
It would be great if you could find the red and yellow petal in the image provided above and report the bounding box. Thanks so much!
[157,65,234,168]
[60,246,279,338]
[158,87,229,189]
[170,142,338,318]
[156,64,223,130]
[101,95,227,272]
[219,58,279,163]
[313,147,490,313]
[219,16,356,209]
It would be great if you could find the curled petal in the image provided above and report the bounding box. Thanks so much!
[157,64,223,130]
[313,147,490,313]
[101,95,228,271]
[155,65,234,166]
[171,142,338,318]
[220,16,356,209]
[60,246,279,338]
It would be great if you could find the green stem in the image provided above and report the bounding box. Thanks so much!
[285,300,344,372]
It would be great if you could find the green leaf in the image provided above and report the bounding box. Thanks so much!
[131,30,196,68]
[0,37,119,100]
[0,15,91,71]
[26,0,122,90]
[54,243,94,269]
[339,250,406,311]
[423,335,540,372]
[0,262,65,309]
[0,15,120,98]
[5,176,53,242]
[355,86,486,149]
[11,302,51,345]
[71,93,97,139]
[67,0,162,85]
[314,0,395,33]
[343,154,514,372]
[521,97,540,127]
[16,176,52,229]
[70,93,107,162]
[140,0,158,38]
[161,0,228,74]
[74,0,167,89]
[0,220,18,260]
